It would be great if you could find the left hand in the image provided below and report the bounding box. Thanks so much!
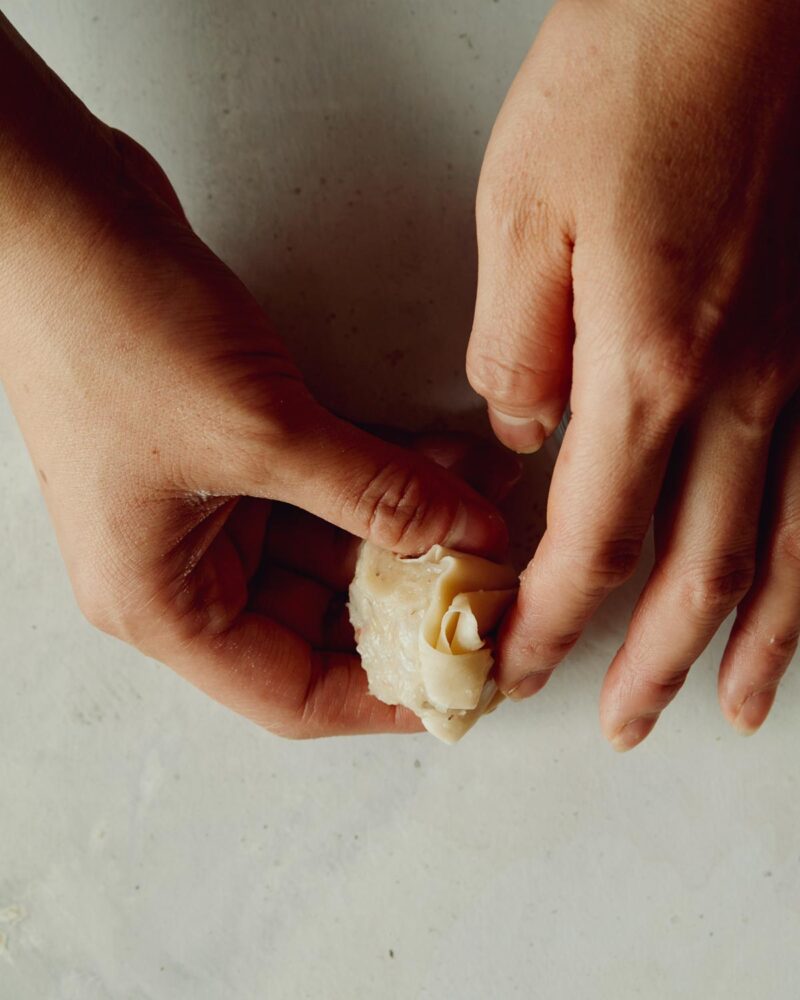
[0,14,515,740]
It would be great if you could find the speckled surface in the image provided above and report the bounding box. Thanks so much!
[1,3,798,998]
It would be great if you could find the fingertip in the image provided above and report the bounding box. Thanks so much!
[718,638,782,736]
[600,651,664,752]
[729,687,777,736]
[608,714,659,752]
[505,669,553,701]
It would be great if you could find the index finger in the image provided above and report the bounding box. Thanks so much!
[497,366,681,699]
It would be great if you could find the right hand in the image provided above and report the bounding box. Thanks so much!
[466,0,800,747]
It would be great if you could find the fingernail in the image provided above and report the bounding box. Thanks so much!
[446,502,508,557]
[611,715,658,752]
[489,409,546,455]
[507,670,552,701]
[733,688,777,735]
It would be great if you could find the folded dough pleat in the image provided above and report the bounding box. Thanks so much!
[348,543,518,743]
[423,591,516,711]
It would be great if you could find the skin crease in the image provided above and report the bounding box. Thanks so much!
[0,16,517,739]
[467,0,800,748]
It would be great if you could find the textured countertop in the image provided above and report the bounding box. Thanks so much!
[1,3,798,998]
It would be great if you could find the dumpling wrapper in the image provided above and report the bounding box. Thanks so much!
[348,543,518,743]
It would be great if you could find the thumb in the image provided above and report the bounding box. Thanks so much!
[467,183,574,453]
[245,402,509,558]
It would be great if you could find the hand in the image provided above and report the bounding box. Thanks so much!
[0,21,512,738]
[466,0,800,747]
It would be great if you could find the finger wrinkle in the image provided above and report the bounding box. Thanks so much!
[729,680,780,717]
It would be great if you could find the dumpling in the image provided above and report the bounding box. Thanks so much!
[348,543,518,743]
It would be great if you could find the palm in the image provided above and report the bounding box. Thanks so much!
[143,432,516,738]
[147,491,418,738]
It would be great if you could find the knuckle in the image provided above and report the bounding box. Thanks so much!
[736,618,798,682]
[624,305,722,415]
[475,175,530,248]
[653,370,699,423]
[631,660,691,702]
[562,536,643,597]
[476,171,563,260]
[466,342,554,406]
[732,396,780,436]
[757,638,798,682]
[763,629,800,663]
[680,558,755,622]
[722,363,786,436]
[354,462,453,551]
[640,343,707,425]
[691,295,730,344]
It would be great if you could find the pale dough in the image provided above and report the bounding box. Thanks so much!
[348,543,518,743]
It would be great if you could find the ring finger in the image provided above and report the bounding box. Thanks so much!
[599,396,773,750]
